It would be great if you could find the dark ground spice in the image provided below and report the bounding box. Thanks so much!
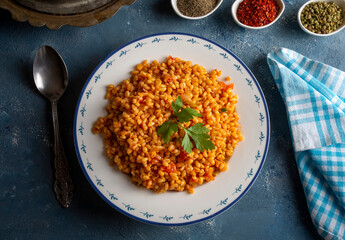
[177,0,218,17]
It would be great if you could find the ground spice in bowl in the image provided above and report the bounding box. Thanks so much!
[177,0,218,17]
[236,0,279,27]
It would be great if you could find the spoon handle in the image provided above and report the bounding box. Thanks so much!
[51,101,73,208]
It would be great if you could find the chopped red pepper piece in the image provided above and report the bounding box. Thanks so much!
[162,163,177,173]
[219,81,234,90]
[179,150,188,162]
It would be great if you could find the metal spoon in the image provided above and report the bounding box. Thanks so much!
[33,45,73,208]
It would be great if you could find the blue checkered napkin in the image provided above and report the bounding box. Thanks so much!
[267,48,345,240]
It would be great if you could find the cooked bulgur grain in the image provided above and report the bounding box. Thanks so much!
[92,57,243,194]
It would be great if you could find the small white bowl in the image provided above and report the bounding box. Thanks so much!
[231,0,285,29]
[297,0,345,37]
[171,0,223,20]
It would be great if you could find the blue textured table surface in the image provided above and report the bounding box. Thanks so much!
[1,0,344,239]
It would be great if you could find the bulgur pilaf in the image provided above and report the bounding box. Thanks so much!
[92,57,243,193]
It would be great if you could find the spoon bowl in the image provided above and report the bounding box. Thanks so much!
[33,45,73,208]
[33,46,68,101]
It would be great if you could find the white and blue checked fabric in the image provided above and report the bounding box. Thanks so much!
[267,48,345,240]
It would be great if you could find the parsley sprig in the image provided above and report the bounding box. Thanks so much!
[157,96,215,154]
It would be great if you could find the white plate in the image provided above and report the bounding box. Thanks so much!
[74,33,270,225]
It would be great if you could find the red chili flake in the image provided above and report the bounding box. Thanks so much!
[236,0,279,27]
[167,78,172,83]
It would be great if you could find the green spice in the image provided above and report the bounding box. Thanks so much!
[300,1,344,34]
[177,0,218,17]
[157,96,215,154]
[221,108,227,112]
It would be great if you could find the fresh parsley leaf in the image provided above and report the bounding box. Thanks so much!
[175,108,202,123]
[158,96,215,154]
[184,124,215,153]
[157,120,179,143]
[171,96,183,115]
[182,131,194,154]
[193,134,215,152]
[187,123,209,134]
[221,108,227,112]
